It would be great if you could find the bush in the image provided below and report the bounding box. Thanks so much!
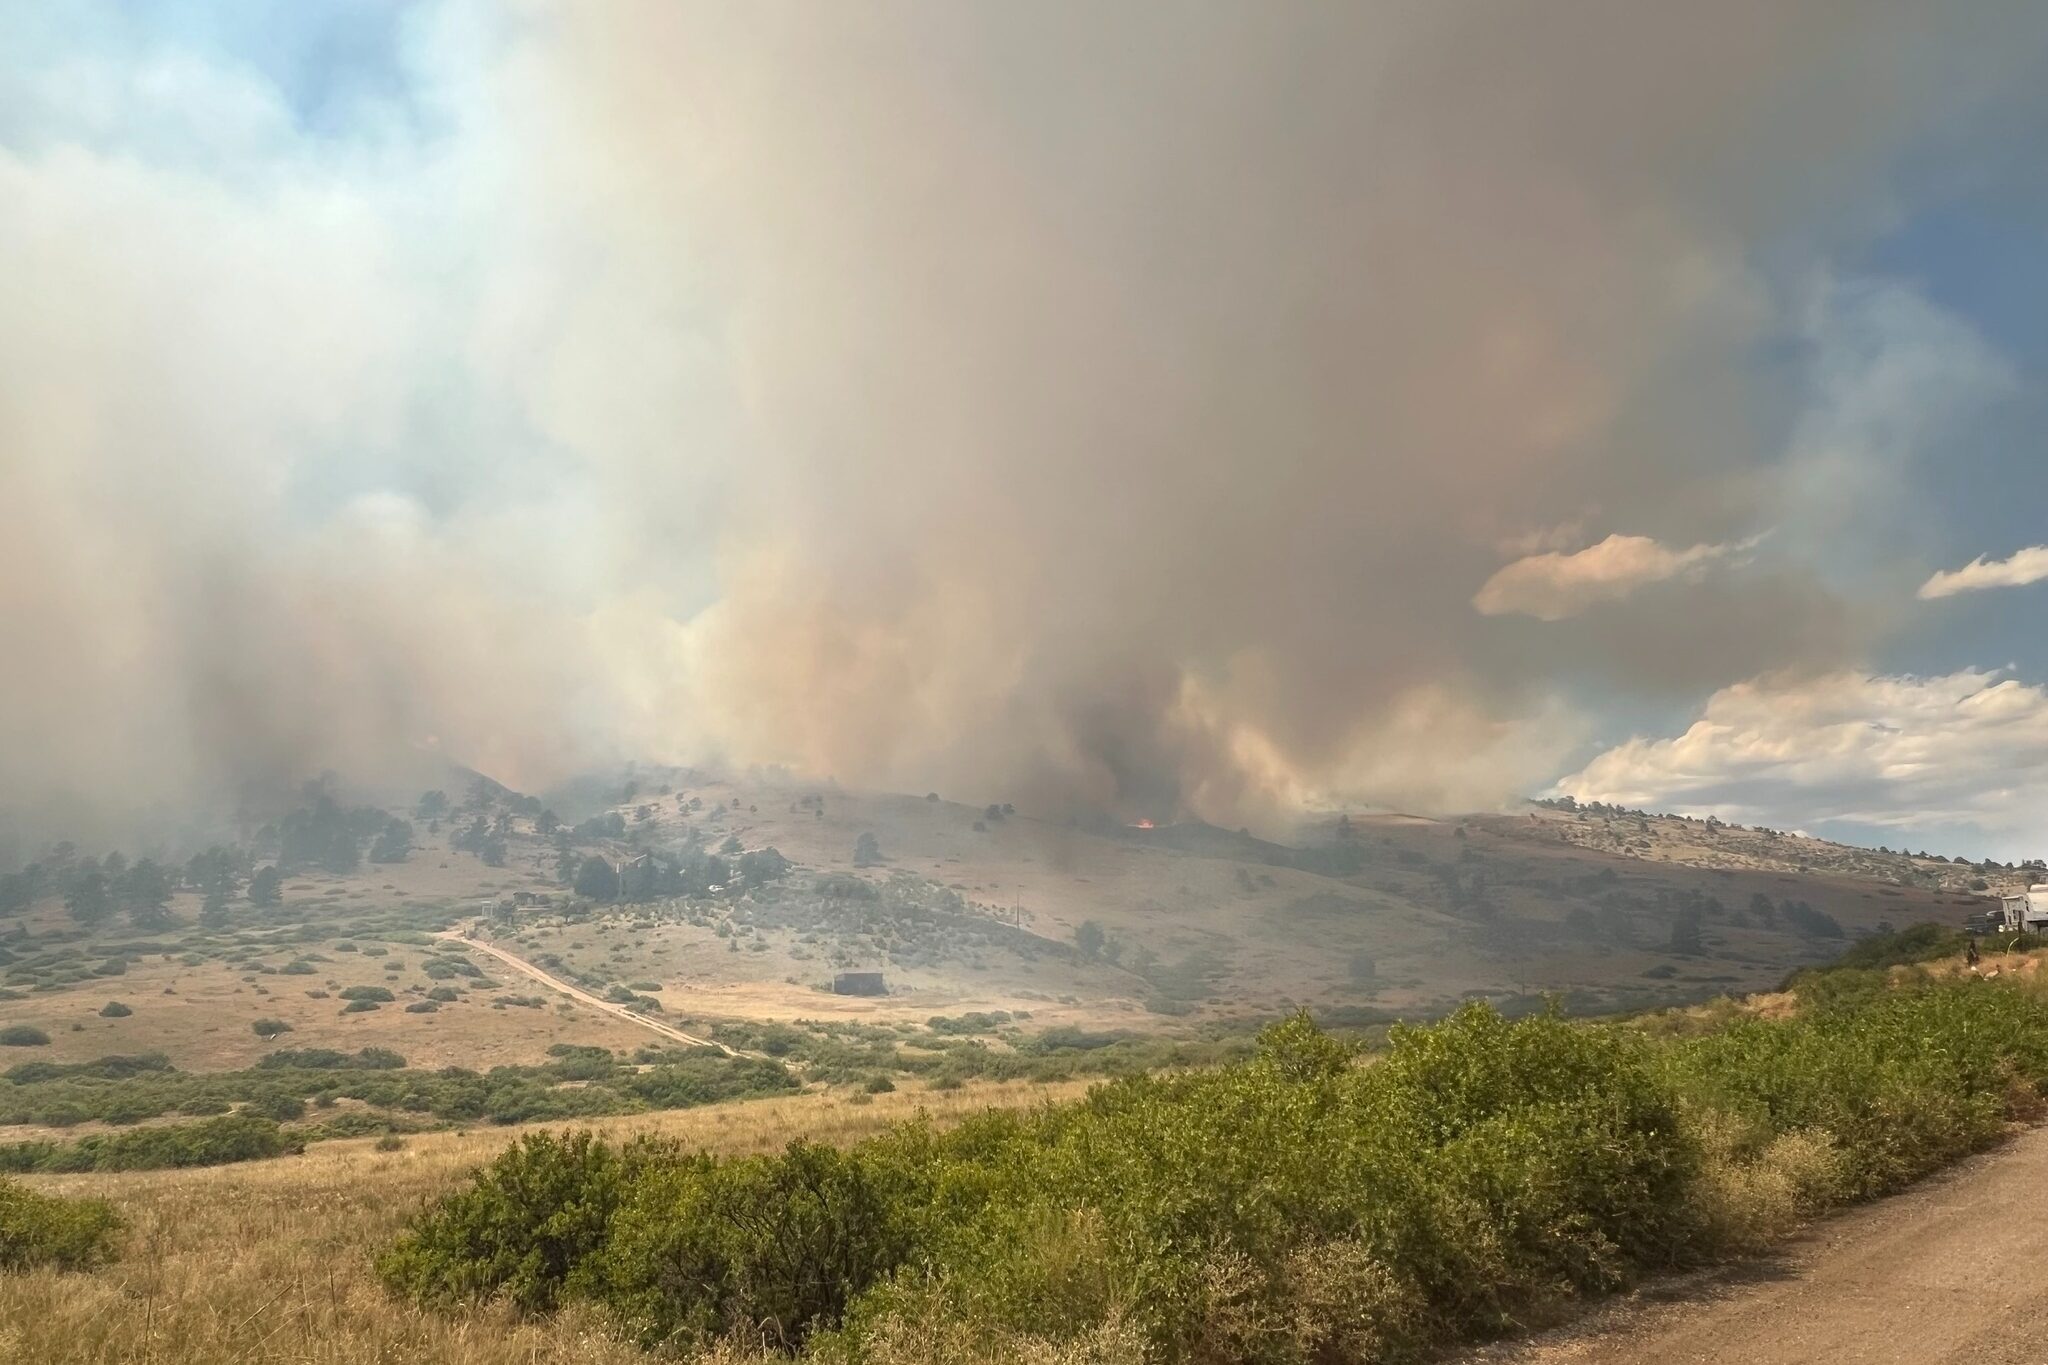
[249,1093,307,1122]
[341,999,382,1014]
[98,1001,133,1018]
[1825,921,1966,972]
[387,1007,1691,1354]
[0,1179,122,1270]
[384,977,2048,1362]
[0,1026,50,1047]
[252,1018,293,1039]
[0,1114,300,1174]
[592,1139,920,1349]
[378,1131,652,1312]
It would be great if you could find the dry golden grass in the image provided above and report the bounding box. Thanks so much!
[0,1078,1091,1365]
[0,947,658,1078]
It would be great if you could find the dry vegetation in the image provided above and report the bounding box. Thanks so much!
[1486,802,2032,898]
[0,1079,1087,1365]
[0,770,2024,1363]
[2,769,1995,1089]
[7,934,2044,1364]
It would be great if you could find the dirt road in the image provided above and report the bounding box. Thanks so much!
[1459,1125,2048,1365]
[439,927,744,1057]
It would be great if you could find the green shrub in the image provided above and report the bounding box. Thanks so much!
[0,1179,122,1270]
[249,1093,307,1122]
[0,1026,50,1047]
[98,1001,133,1018]
[382,977,2048,1362]
[340,985,395,1002]
[596,1139,923,1350]
[1819,922,1965,972]
[378,1131,653,1312]
[259,1047,405,1070]
[252,1018,293,1039]
[1664,978,2048,1198]
[341,999,382,1014]
[0,1114,299,1174]
[5,1053,172,1085]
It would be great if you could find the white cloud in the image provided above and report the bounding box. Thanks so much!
[1555,669,2048,855]
[1472,533,1757,621]
[1919,546,2048,600]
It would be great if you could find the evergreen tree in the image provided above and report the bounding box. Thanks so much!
[65,868,114,929]
[574,856,621,902]
[248,865,284,908]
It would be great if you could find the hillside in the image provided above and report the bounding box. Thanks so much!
[0,770,1996,1105]
[1476,801,2035,895]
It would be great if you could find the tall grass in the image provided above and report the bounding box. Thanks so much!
[0,1079,1088,1365]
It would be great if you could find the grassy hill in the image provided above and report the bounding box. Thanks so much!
[0,770,1995,1106]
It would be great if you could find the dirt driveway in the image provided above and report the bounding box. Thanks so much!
[1458,1125,2048,1365]
[441,926,745,1057]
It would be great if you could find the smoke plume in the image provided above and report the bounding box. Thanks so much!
[1,1,2041,840]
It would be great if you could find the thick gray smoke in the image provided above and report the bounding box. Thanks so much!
[1,1,2041,840]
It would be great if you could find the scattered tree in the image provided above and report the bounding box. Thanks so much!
[738,848,792,883]
[64,869,114,930]
[323,828,361,876]
[575,856,621,902]
[248,866,283,908]
[1668,907,1704,955]
[370,818,414,864]
[120,859,177,930]
[1073,920,1106,961]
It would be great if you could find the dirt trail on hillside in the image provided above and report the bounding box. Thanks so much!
[439,927,745,1057]
[1458,1125,2048,1365]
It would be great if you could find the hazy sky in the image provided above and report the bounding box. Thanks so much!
[5,2,2048,857]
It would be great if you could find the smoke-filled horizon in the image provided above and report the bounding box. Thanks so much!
[6,3,2048,853]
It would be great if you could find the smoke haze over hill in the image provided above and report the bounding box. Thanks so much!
[4,2,2048,844]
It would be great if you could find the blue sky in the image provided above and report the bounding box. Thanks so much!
[5,2,2048,858]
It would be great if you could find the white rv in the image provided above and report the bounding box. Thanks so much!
[1996,885,2048,934]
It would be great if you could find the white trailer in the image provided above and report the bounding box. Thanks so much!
[1995,885,2048,934]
